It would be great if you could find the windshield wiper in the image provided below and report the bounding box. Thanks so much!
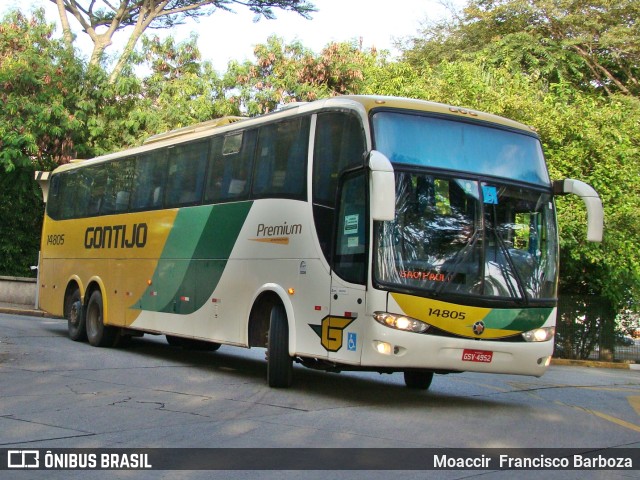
[491,226,528,303]
[435,228,481,296]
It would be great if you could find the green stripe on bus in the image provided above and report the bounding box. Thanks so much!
[134,201,253,313]
[482,307,554,331]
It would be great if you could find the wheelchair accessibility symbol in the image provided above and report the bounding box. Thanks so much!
[347,332,357,352]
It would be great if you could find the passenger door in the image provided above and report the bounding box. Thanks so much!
[328,172,368,365]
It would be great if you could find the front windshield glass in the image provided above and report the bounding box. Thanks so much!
[372,111,550,186]
[375,172,558,301]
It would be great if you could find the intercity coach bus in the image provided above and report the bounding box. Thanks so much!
[37,96,603,389]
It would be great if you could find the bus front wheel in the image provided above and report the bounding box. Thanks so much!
[403,370,434,390]
[86,290,117,348]
[66,289,86,342]
[267,303,293,388]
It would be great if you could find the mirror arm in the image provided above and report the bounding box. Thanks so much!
[553,179,604,243]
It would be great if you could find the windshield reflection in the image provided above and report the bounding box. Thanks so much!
[375,172,558,302]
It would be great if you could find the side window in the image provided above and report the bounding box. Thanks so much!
[85,165,107,216]
[205,130,256,203]
[46,174,62,219]
[252,116,310,198]
[72,167,94,218]
[48,172,77,220]
[313,112,366,207]
[58,171,82,220]
[100,159,135,215]
[334,172,368,285]
[312,112,367,263]
[165,140,209,207]
[131,150,168,210]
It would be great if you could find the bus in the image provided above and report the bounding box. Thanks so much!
[37,96,603,389]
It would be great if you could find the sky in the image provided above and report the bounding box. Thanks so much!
[1,0,463,72]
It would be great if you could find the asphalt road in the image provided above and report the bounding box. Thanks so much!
[1,312,639,480]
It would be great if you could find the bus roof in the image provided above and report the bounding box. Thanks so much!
[50,95,538,174]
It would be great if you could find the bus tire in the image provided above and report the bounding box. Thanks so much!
[86,290,117,348]
[403,370,434,390]
[267,303,293,388]
[66,289,86,342]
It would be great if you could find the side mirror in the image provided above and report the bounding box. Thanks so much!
[369,150,395,221]
[553,179,604,242]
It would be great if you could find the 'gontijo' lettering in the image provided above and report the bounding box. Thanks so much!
[84,223,148,249]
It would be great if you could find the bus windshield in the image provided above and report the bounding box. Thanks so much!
[372,111,550,186]
[373,113,558,303]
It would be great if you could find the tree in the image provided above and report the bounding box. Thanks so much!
[0,9,87,172]
[225,36,380,114]
[0,169,44,277]
[51,0,315,83]
[137,34,239,133]
[0,9,85,275]
[405,0,640,97]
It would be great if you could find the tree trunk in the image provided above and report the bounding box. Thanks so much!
[108,26,144,83]
[54,0,73,48]
[107,5,155,83]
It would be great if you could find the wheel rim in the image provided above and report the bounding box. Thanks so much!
[69,302,81,327]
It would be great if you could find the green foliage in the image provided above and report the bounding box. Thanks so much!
[0,169,44,277]
[224,36,380,114]
[137,34,239,133]
[0,9,83,275]
[543,91,640,308]
[405,0,640,97]
[0,9,85,172]
[556,295,616,360]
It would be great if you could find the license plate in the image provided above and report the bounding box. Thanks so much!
[462,349,493,363]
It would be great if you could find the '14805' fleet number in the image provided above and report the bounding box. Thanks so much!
[427,308,466,320]
[47,234,65,246]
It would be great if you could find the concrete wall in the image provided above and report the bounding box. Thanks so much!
[0,276,37,306]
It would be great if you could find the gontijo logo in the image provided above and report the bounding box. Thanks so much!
[84,223,148,249]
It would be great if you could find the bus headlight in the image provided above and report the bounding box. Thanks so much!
[373,312,429,333]
[522,327,555,342]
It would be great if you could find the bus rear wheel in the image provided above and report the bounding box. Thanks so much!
[86,290,117,348]
[267,303,293,388]
[66,289,86,342]
[403,370,434,390]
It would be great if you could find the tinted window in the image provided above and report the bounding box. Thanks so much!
[312,112,366,263]
[100,158,135,215]
[252,116,310,198]
[205,130,256,203]
[130,150,168,211]
[373,112,550,186]
[313,112,366,207]
[164,140,209,207]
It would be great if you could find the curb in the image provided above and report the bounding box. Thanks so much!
[550,358,638,370]
[0,306,49,317]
